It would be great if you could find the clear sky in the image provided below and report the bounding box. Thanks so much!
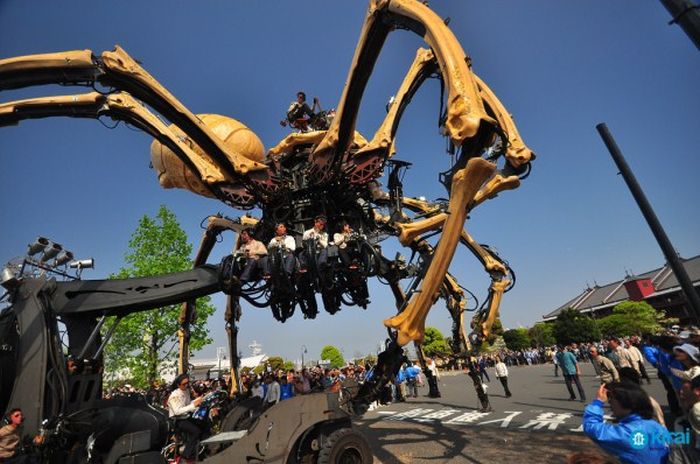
[1,1,698,363]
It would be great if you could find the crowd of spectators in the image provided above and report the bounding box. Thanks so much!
[568,326,700,463]
[238,364,366,406]
[96,324,700,463]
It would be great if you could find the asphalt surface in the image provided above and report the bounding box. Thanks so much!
[355,362,668,463]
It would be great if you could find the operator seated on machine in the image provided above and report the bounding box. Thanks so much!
[332,222,361,270]
[167,374,205,462]
[238,228,268,283]
[300,215,329,272]
[280,91,319,132]
[0,408,43,464]
[266,223,296,277]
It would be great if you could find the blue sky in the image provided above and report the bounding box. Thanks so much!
[1,1,698,363]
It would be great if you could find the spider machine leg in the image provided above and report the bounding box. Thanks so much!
[178,214,258,398]
[344,1,535,411]
[385,158,495,345]
[309,0,499,184]
[0,47,276,207]
[441,273,492,411]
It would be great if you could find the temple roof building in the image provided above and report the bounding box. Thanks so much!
[543,254,700,323]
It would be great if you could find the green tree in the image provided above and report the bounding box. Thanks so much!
[528,323,556,347]
[267,356,285,372]
[320,345,345,368]
[596,301,664,337]
[502,328,531,351]
[283,360,295,371]
[553,308,601,346]
[103,206,216,388]
[423,326,452,356]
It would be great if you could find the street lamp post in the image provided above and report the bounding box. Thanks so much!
[301,345,307,368]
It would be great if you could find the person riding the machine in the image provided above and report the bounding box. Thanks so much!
[301,216,328,273]
[333,222,360,270]
[280,91,320,132]
[238,228,267,283]
[266,223,296,277]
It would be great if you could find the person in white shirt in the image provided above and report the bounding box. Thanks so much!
[264,376,281,407]
[250,379,265,399]
[494,356,512,397]
[333,222,358,269]
[167,374,205,460]
[301,216,329,271]
[238,229,267,283]
[267,223,296,276]
[427,358,440,380]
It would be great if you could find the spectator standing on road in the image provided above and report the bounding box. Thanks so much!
[607,338,636,373]
[552,346,560,377]
[672,374,700,461]
[279,376,294,401]
[494,356,512,398]
[583,382,668,464]
[589,347,619,385]
[425,357,441,398]
[643,335,684,417]
[629,338,651,384]
[671,343,700,381]
[478,356,491,383]
[556,346,586,402]
[264,375,280,407]
[250,379,264,399]
[404,362,421,398]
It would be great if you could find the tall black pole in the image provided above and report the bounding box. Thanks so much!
[659,0,700,50]
[597,123,700,323]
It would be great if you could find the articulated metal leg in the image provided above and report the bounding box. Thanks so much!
[177,215,256,377]
[384,157,495,346]
[224,295,242,397]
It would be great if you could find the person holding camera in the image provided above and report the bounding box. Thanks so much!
[333,222,358,269]
[167,374,205,462]
[583,382,668,464]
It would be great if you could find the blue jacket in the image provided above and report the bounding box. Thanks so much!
[643,346,684,390]
[583,399,669,464]
[641,345,659,368]
[280,383,294,400]
[405,366,422,379]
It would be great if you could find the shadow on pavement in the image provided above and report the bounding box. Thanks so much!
[356,415,598,464]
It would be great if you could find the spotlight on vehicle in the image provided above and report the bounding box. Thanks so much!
[40,242,62,263]
[27,237,50,256]
[1,267,19,290]
[54,250,74,267]
[69,258,94,270]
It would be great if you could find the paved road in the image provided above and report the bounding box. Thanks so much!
[355,362,667,463]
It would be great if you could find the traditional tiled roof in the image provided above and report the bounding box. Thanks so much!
[542,254,700,321]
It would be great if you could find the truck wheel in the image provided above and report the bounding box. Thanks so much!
[317,428,372,464]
